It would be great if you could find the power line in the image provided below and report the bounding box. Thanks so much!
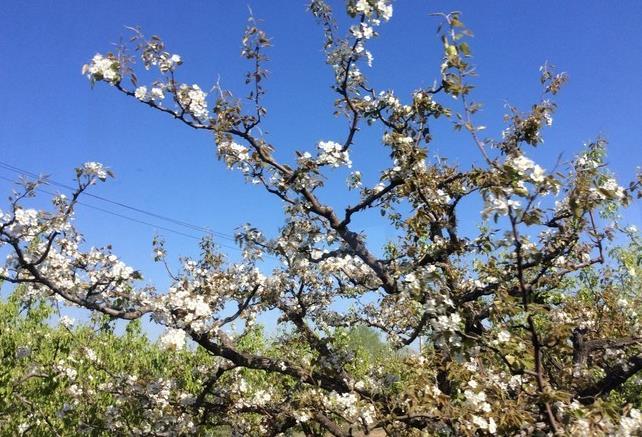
[0,163,281,260]
[0,175,257,257]
[0,160,236,242]
[0,174,205,240]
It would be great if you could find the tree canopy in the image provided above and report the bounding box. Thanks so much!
[2,1,642,435]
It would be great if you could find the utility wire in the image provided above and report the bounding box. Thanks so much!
[0,174,204,241]
[0,163,281,261]
[0,174,257,257]
[0,160,236,242]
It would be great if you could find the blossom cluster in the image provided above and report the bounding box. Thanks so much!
[217,140,251,171]
[316,140,352,168]
[176,84,209,120]
[135,85,165,103]
[81,53,121,84]
[506,154,546,184]
[77,161,112,183]
[159,328,187,350]
[347,0,393,22]
[482,191,521,218]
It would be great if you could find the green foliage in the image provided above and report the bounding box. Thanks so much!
[0,291,217,435]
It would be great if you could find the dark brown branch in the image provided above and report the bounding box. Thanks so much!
[577,354,642,405]
[115,84,211,130]
[314,411,348,437]
[190,328,351,395]
[340,176,403,227]
[573,328,642,367]
[218,284,261,326]
[8,239,149,320]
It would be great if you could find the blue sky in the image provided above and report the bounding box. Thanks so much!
[1,0,641,296]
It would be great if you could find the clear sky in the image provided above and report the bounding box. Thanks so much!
[1,0,641,294]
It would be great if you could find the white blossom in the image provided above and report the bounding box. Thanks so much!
[497,330,511,343]
[317,141,352,168]
[619,408,642,437]
[135,86,148,101]
[59,315,75,329]
[177,84,209,120]
[482,193,521,218]
[82,53,120,84]
[159,328,186,351]
[79,162,110,180]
